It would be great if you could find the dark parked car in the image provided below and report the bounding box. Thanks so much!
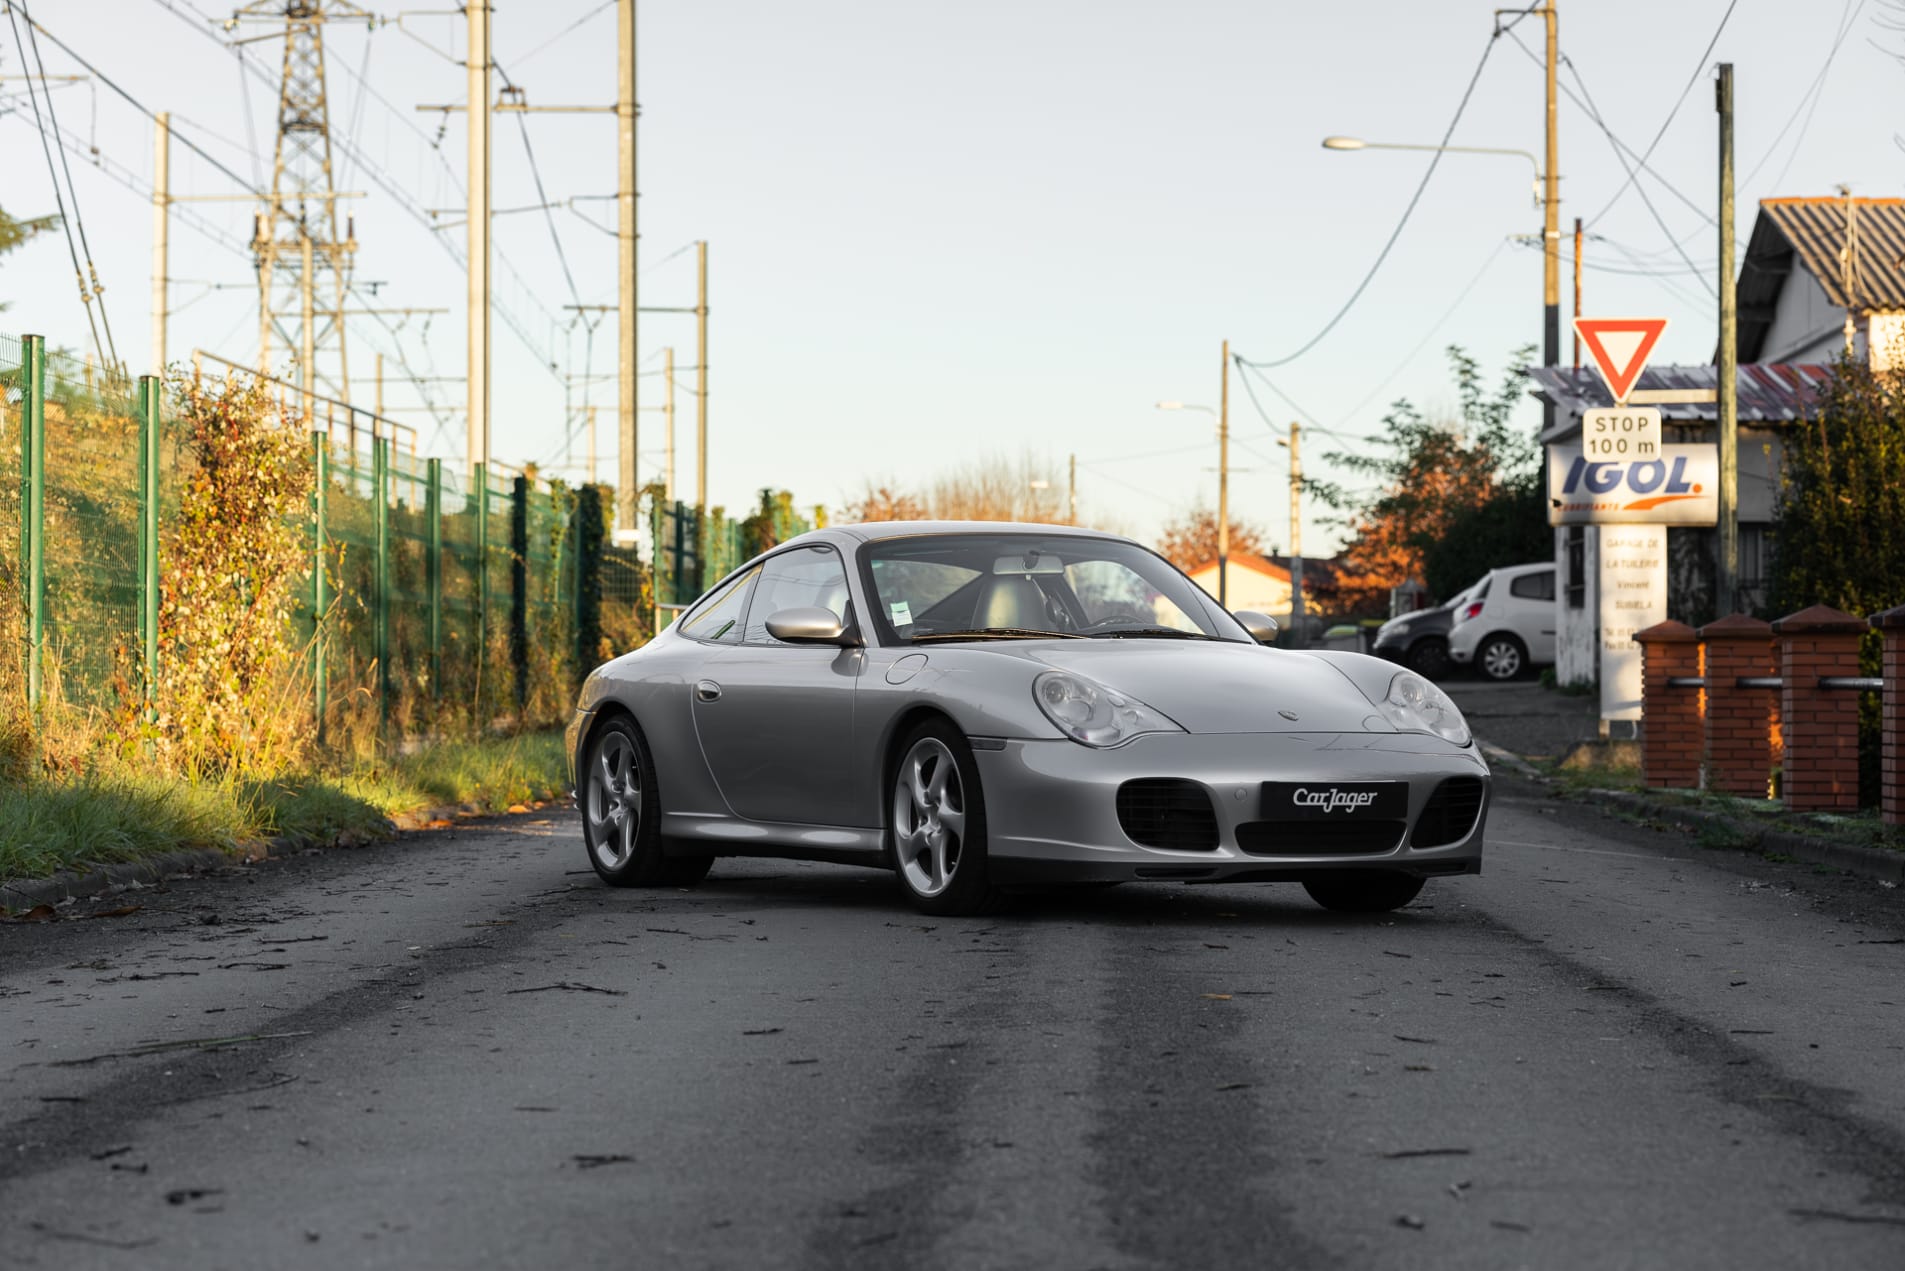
[1370,584,1475,680]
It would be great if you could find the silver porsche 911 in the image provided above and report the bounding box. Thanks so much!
[565,521,1488,916]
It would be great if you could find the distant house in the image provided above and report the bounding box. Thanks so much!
[1738,195,1905,367]
[1184,552,1291,617]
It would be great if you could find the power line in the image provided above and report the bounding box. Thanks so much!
[1242,13,1517,368]
[1336,235,1510,425]
[514,0,614,70]
[1756,0,1868,189]
[1586,0,1739,227]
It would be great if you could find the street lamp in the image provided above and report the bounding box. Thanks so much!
[1320,135,1542,196]
[1156,388,1231,607]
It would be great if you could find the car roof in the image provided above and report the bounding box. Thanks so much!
[794,520,1141,548]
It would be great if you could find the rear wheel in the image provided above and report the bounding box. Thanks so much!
[888,720,1004,916]
[1476,633,1528,681]
[1302,872,1425,913]
[582,716,713,887]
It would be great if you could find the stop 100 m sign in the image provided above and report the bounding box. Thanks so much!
[1582,406,1661,459]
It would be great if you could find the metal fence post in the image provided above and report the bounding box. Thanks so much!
[22,334,45,716]
[138,373,161,713]
[427,457,442,702]
[375,436,391,738]
[311,430,328,736]
[510,474,529,719]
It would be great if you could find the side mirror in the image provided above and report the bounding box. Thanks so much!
[765,606,857,646]
[1233,610,1280,644]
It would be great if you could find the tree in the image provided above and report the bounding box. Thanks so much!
[0,207,58,310]
[839,454,1069,524]
[1317,345,1541,615]
[1155,503,1269,572]
[841,481,929,524]
[1769,357,1905,804]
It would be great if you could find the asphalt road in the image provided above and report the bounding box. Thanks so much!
[6,779,1905,1270]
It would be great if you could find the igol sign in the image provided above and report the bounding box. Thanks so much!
[1546,442,1719,526]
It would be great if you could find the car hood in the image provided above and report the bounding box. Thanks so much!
[999,640,1389,734]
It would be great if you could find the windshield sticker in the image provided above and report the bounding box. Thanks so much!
[889,601,913,627]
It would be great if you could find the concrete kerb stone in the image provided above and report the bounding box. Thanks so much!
[0,796,565,915]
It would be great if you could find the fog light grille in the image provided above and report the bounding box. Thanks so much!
[1116,779,1219,851]
[1235,820,1404,856]
[1411,777,1486,847]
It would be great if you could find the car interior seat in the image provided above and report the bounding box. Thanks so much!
[973,574,1054,630]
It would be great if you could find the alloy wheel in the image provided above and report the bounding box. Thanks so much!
[587,731,642,870]
[893,737,966,897]
[1481,639,1523,680]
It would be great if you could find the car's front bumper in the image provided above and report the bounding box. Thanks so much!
[973,731,1487,884]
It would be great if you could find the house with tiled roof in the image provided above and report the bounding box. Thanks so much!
[1737,195,1905,367]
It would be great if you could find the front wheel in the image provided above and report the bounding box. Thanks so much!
[1405,637,1453,680]
[1302,872,1425,913]
[582,716,713,888]
[888,721,1004,916]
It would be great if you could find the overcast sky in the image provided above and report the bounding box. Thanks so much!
[1,0,1898,553]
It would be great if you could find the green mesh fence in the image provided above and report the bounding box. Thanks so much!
[0,335,22,713]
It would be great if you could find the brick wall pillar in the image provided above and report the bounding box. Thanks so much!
[1635,620,1702,790]
[1773,605,1867,812]
[1699,614,1777,799]
[1876,605,1905,827]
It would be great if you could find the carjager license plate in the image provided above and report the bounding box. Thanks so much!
[1261,781,1407,820]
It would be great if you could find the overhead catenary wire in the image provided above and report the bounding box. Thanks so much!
[1240,11,1521,369]
[1586,0,1739,228]
[1755,0,1868,189]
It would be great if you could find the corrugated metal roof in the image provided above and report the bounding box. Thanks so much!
[1525,363,1831,440]
[1758,197,1905,310]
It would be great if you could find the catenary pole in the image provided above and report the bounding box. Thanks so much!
[616,0,638,532]
[1716,62,1738,615]
[1288,419,1305,644]
[151,111,169,375]
[467,0,491,475]
[663,345,675,502]
[1543,3,1560,371]
[300,231,315,425]
[696,240,708,510]
[1572,216,1583,369]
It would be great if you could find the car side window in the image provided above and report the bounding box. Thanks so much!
[676,565,761,644]
[1510,570,1555,602]
[742,546,851,645]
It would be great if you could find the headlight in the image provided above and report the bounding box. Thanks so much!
[1378,671,1470,746]
[1033,671,1183,748]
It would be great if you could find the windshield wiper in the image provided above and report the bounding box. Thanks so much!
[908,627,1088,642]
[1089,627,1225,641]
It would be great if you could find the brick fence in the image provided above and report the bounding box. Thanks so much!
[1636,605,1899,825]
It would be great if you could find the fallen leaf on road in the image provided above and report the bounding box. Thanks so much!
[1214,1082,1251,1092]
[742,1027,783,1036]
[1395,1214,1425,1230]
[1393,1035,1437,1045]
[572,1154,634,1169]
[505,982,627,997]
[165,1188,223,1206]
[1200,993,1232,1000]
[5,904,59,923]
[1491,1220,1531,1233]
[1789,1208,1905,1227]
[1382,950,1413,959]
[1382,1147,1470,1160]
[84,905,143,919]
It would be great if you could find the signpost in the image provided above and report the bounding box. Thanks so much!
[1557,317,1711,726]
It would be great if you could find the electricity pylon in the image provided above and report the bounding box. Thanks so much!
[231,0,371,418]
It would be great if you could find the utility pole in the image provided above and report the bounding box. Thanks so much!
[467,0,491,475]
[1572,215,1583,369]
[663,345,676,502]
[616,0,639,532]
[1288,420,1305,645]
[151,111,169,375]
[375,350,383,419]
[235,2,363,398]
[1217,338,1230,609]
[1068,453,1077,525]
[696,239,709,510]
[1542,3,1560,374]
[1715,61,1739,615]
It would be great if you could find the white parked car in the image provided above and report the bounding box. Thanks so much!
[1445,563,1557,681]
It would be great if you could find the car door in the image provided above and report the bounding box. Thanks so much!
[1509,567,1558,663]
[689,544,867,826]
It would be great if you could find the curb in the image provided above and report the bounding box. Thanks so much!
[0,848,242,912]
[1583,789,1905,884]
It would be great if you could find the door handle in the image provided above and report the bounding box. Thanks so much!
[694,679,722,702]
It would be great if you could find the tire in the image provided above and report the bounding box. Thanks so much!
[1476,633,1528,682]
[1302,872,1426,913]
[581,715,713,887]
[887,719,1004,916]
[1404,637,1453,680]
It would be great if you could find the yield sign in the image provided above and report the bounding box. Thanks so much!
[1574,317,1667,403]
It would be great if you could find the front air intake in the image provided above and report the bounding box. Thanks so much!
[1411,777,1486,847]
[1116,779,1220,851]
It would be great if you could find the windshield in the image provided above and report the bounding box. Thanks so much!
[861,533,1250,644]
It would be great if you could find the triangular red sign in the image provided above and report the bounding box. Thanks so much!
[1574,317,1668,402]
